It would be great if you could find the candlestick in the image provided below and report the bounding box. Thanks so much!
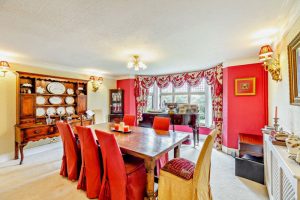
[273,117,279,132]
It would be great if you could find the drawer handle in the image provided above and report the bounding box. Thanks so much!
[34,130,41,134]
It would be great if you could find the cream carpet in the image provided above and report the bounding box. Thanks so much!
[0,142,269,200]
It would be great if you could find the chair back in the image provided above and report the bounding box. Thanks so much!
[152,116,170,131]
[95,130,127,200]
[123,114,136,126]
[76,126,102,198]
[56,121,80,180]
[192,129,218,200]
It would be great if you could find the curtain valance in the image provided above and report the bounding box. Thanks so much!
[136,67,222,89]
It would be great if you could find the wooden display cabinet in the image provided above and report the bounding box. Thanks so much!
[15,72,94,164]
[108,89,124,123]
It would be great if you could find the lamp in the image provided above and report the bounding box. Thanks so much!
[127,55,147,71]
[258,45,281,82]
[0,61,11,77]
[90,76,103,92]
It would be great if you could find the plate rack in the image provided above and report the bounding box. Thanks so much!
[15,71,93,165]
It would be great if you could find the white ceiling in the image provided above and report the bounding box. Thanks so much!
[0,0,298,77]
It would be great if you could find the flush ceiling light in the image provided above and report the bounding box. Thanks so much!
[127,55,147,71]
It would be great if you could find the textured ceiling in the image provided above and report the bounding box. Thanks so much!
[0,0,297,77]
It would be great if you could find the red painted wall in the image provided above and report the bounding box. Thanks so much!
[223,63,268,149]
[117,79,136,115]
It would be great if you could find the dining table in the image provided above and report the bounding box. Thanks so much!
[88,122,189,200]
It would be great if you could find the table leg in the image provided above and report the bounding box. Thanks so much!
[144,158,156,200]
[197,128,200,146]
[193,128,197,148]
[174,145,181,158]
[19,143,25,165]
[15,142,19,159]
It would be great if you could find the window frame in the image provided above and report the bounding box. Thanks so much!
[159,82,206,105]
[147,81,212,127]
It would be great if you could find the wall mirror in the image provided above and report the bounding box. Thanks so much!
[288,31,300,106]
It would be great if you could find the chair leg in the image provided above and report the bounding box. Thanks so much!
[154,175,159,183]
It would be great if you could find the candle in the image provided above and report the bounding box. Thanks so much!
[114,124,119,131]
[119,122,125,131]
[275,106,278,118]
[123,125,129,132]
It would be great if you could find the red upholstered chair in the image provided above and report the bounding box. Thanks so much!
[152,116,171,176]
[76,126,102,198]
[58,122,67,178]
[95,130,147,200]
[56,121,81,181]
[123,115,136,126]
[153,116,171,131]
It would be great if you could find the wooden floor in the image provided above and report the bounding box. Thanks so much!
[0,141,269,200]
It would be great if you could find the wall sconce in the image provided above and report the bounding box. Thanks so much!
[258,45,282,82]
[0,61,11,77]
[90,76,103,92]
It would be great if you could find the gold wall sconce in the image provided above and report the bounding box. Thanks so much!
[258,45,282,82]
[0,61,11,77]
[90,76,103,92]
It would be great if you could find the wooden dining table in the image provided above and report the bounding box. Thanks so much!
[88,123,189,200]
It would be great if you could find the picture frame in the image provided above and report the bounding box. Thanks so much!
[235,77,256,96]
[288,31,300,106]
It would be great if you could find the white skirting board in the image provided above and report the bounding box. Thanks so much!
[0,152,14,163]
[222,145,238,157]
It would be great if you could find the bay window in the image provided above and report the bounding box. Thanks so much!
[146,80,212,126]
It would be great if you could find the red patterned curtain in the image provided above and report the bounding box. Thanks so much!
[134,64,223,149]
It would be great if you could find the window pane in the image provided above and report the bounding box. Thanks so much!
[190,94,205,105]
[174,82,188,93]
[161,84,173,93]
[147,95,153,110]
[148,85,154,94]
[174,95,188,104]
[190,94,206,124]
[160,95,172,108]
[191,80,205,93]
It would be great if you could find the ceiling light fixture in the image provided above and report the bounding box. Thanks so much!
[258,45,281,82]
[127,55,147,71]
[0,61,11,77]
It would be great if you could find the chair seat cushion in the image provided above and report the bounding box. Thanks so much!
[162,158,195,180]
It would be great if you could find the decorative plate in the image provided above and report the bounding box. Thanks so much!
[36,96,46,105]
[57,107,66,115]
[36,108,46,117]
[36,86,45,94]
[47,82,66,94]
[47,107,56,116]
[65,96,75,105]
[66,106,75,115]
[67,88,74,95]
[49,96,63,105]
